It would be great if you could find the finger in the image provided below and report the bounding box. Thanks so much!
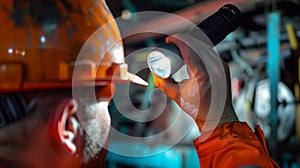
[166,35,198,66]
[152,73,180,102]
[166,34,206,77]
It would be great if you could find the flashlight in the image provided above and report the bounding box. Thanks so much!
[147,4,242,79]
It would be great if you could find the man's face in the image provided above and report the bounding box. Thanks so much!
[0,83,116,167]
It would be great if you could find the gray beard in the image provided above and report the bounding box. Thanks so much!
[80,102,111,164]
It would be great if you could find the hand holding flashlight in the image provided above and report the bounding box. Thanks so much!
[153,34,238,132]
[148,4,242,132]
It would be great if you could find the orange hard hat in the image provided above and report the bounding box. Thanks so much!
[0,0,147,92]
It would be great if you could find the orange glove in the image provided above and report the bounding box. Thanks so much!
[152,33,238,133]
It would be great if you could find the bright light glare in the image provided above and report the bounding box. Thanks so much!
[147,51,171,79]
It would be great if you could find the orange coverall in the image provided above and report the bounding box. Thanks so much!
[194,122,280,168]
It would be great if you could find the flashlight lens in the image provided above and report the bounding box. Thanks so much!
[147,51,171,79]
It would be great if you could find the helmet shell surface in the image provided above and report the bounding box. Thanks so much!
[0,0,134,92]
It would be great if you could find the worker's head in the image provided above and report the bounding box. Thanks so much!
[0,0,146,167]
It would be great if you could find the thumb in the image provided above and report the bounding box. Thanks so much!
[152,74,180,102]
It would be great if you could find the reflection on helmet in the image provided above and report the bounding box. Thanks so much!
[0,0,146,92]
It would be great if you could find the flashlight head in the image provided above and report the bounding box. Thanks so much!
[147,43,183,79]
[147,50,171,79]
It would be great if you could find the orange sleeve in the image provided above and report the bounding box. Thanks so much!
[193,122,280,168]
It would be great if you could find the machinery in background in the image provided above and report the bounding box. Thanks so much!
[228,9,300,167]
[234,68,296,142]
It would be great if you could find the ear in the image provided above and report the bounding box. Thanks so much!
[49,98,80,155]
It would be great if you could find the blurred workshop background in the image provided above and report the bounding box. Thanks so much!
[102,0,300,167]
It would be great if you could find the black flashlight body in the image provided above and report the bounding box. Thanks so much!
[147,4,242,79]
[198,4,242,46]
